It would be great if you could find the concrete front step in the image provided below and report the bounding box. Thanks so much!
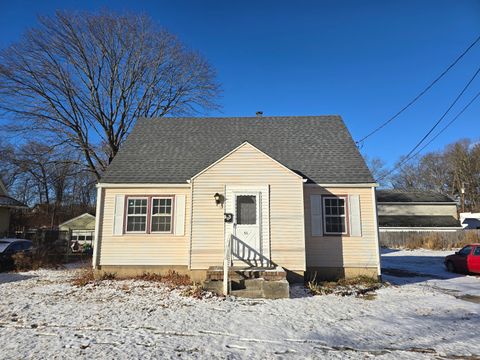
[204,266,290,299]
[231,278,264,291]
[231,289,264,299]
[206,266,287,282]
[203,278,290,299]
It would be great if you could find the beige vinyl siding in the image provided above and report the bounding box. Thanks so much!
[304,185,379,269]
[190,143,305,271]
[98,187,190,266]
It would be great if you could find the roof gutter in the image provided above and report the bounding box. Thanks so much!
[377,201,457,205]
[97,183,191,188]
[305,182,379,188]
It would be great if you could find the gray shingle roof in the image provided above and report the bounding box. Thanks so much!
[378,215,461,228]
[0,195,27,208]
[100,116,374,184]
[377,190,455,203]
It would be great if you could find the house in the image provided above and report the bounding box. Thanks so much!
[377,190,462,232]
[459,212,480,229]
[0,178,27,236]
[59,213,96,250]
[93,116,380,288]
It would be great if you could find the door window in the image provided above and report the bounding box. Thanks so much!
[8,242,23,253]
[458,246,472,256]
[236,195,256,225]
[473,247,480,256]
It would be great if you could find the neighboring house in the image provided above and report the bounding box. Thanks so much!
[459,212,480,229]
[93,116,380,283]
[59,213,96,249]
[0,178,27,236]
[377,190,462,232]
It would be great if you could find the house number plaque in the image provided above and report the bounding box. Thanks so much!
[224,213,233,223]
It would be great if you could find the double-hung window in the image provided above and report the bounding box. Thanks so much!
[151,197,173,233]
[126,198,148,232]
[323,196,348,235]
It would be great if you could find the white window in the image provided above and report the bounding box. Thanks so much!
[151,197,173,233]
[323,196,348,235]
[126,198,148,232]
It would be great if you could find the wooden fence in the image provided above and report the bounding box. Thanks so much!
[379,230,480,250]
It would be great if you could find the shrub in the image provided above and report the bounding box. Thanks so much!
[100,272,117,280]
[181,283,205,299]
[12,252,38,271]
[71,268,96,287]
[138,270,192,286]
[307,275,383,298]
[12,247,64,271]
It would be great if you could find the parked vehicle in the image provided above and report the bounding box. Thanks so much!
[444,244,480,274]
[0,239,33,272]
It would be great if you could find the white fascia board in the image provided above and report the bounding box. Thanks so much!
[305,183,379,188]
[97,183,191,189]
[377,202,457,205]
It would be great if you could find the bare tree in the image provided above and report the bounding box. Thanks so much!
[364,155,391,187]
[391,138,480,212]
[0,11,220,180]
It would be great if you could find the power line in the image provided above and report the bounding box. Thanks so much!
[408,90,480,159]
[399,65,480,162]
[377,77,480,181]
[357,34,480,145]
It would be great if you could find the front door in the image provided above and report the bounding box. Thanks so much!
[232,192,264,265]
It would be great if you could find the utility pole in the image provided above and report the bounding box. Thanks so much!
[460,182,465,213]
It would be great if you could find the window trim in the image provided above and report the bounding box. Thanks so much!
[150,196,175,234]
[322,195,349,236]
[124,195,176,235]
[124,196,149,234]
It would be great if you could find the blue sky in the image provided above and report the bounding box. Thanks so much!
[0,0,479,167]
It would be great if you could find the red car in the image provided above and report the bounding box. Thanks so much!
[445,244,480,274]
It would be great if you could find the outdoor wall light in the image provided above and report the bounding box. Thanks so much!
[214,193,224,206]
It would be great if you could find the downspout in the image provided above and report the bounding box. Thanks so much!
[371,186,382,279]
[187,179,194,270]
[92,185,103,269]
[300,178,307,272]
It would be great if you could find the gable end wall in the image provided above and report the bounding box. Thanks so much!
[190,143,306,272]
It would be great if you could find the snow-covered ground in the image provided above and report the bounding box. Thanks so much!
[382,248,480,297]
[0,251,479,360]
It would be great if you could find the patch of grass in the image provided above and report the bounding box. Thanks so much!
[307,275,384,298]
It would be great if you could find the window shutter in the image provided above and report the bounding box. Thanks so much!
[349,194,362,237]
[113,194,125,236]
[310,195,323,236]
[174,195,186,236]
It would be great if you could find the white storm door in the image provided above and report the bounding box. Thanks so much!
[234,192,261,261]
